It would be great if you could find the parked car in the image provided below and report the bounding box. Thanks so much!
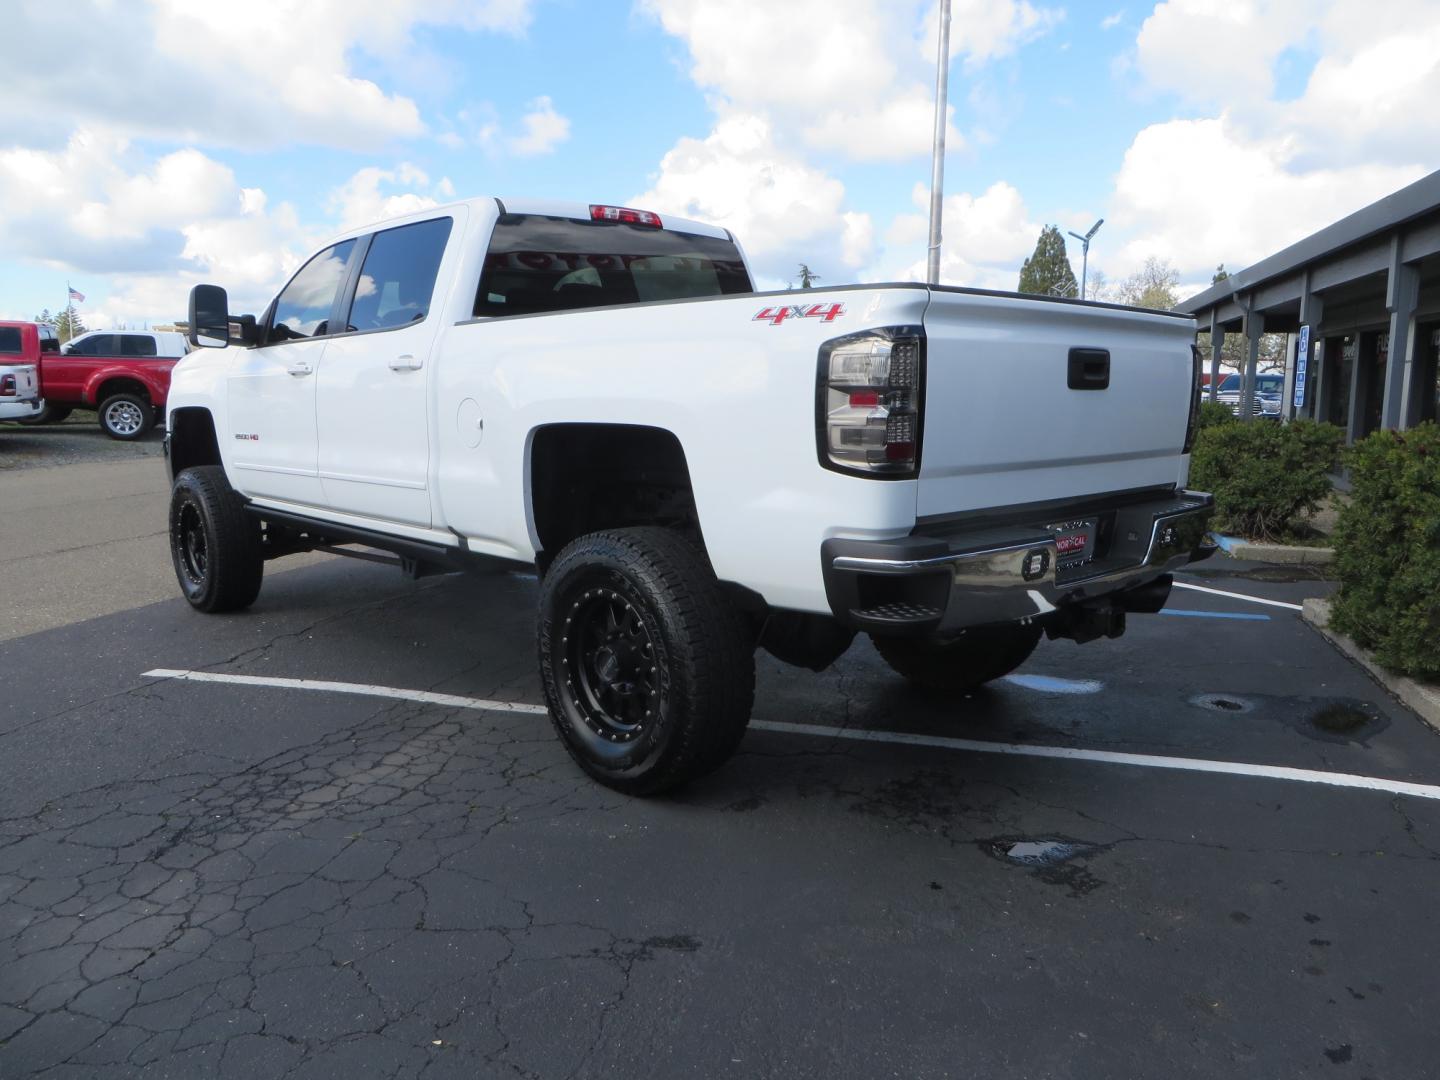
[0,322,44,421]
[166,196,1213,794]
[1212,372,1283,417]
[29,329,189,438]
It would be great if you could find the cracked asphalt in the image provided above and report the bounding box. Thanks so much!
[2,544,1439,1078]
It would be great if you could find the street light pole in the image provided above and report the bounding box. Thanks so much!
[1068,218,1104,300]
[926,0,951,285]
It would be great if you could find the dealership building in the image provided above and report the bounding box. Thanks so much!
[1177,169,1440,443]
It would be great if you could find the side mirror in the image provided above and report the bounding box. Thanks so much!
[189,284,231,348]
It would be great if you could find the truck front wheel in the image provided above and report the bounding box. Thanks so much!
[538,527,755,795]
[871,624,1042,691]
[168,466,263,613]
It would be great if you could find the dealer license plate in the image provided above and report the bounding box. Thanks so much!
[1044,518,1098,567]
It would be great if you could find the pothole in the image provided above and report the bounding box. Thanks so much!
[1311,705,1369,733]
[983,836,1099,866]
[1190,693,1255,714]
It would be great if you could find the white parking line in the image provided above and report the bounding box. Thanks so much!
[144,667,1440,803]
[1171,580,1304,611]
[142,668,550,714]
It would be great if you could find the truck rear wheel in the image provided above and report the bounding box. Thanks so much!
[871,624,1042,691]
[538,527,755,795]
[168,466,263,613]
[17,405,71,425]
[99,393,154,440]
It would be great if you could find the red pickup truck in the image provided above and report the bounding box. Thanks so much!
[20,328,189,439]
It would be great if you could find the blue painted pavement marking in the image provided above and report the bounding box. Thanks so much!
[1158,608,1271,621]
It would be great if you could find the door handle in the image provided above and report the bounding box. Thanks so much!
[389,354,423,372]
[287,359,313,377]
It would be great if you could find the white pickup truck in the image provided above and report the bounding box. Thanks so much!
[167,196,1213,794]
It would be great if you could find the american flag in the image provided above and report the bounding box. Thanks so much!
[68,285,85,303]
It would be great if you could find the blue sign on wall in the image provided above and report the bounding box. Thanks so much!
[1294,325,1311,409]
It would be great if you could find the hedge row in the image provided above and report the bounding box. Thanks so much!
[1330,422,1440,681]
[1187,417,1344,542]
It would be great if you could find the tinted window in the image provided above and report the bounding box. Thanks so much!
[474,214,752,319]
[269,239,357,343]
[71,334,121,356]
[344,218,452,333]
[0,328,21,354]
[121,335,158,357]
[39,328,59,353]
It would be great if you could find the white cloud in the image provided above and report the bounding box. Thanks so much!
[0,128,458,326]
[639,0,1004,161]
[508,97,572,157]
[632,113,873,286]
[1101,10,1125,30]
[924,0,1065,67]
[0,0,538,152]
[1111,0,1440,290]
[326,164,455,230]
[1107,116,1424,282]
[884,180,1042,289]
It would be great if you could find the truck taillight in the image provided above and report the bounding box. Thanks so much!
[817,326,924,478]
[590,204,663,228]
[1183,343,1203,453]
[0,375,14,396]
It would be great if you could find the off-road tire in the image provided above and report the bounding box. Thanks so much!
[169,466,263,613]
[538,527,755,795]
[99,392,154,440]
[871,624,1043,691]
[17,405,71,425]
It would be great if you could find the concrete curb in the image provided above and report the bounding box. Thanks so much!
[1301,598,1440,733]
[1209,532,1335,566]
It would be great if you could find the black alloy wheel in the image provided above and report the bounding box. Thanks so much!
[561,584,665,750]
[167,466,264,613]
[538,527,755,795]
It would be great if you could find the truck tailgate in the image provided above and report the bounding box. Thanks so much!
[917,290,1196,518]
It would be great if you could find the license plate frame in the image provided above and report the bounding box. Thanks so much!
[1044,517,1098,566]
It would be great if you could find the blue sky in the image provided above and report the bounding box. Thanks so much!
[0,0,1434,328]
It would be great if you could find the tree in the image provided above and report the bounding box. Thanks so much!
[1115,256,1180,310]
[794,263,820,289]
[1212,264,1229,284]
[1084,269,1113,303]
[39,304,88,343]
[1017,226,1078,298]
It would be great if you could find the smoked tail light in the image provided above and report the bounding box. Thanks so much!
[817,326,925,478]
[1183,343,1203,453]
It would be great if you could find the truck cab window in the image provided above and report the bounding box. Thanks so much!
[344,218,452,333]
[267,239,357,343]
[121,335,158,357]
[474,214,752,318]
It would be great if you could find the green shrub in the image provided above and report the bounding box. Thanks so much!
[1330,422,1440,681]
[1188,419,1343,541]
[1197,399,1236,430]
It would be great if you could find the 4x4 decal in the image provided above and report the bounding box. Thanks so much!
[752,302,846,326]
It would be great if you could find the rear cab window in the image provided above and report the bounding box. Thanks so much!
[0,327,21,355]
[474,213,752,318]
[121,335,159,357]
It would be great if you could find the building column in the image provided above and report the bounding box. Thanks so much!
[1240,301,1263,422]
[1208,312,1223,403]
[1298,273,1323,420]
[1346,338,1367,445]
[1382,236,1420,431]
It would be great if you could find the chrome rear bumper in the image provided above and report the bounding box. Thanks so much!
[822,490,1215,634]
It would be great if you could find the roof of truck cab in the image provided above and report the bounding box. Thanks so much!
[324,196,733,245]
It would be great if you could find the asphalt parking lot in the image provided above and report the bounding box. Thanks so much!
[3,470,1439,1077]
